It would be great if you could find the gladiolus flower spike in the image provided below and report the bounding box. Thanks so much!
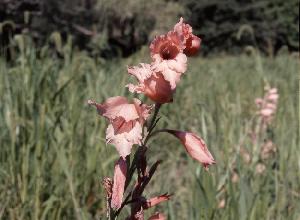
[88,18,212,219]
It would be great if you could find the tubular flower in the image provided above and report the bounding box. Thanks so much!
[166,130,216,170]
[173,17,201,57]
[88,96,151,158]
[111,157,127,210]
[148,213,166,220]
[127,64,174,104]
[150,31,187,89]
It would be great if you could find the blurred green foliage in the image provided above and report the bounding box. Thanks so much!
[181,0,299,55]
[0,44,299,219]
[0,0,183,59]
[0,0,298,58]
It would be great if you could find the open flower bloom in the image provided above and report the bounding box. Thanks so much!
[150,31,187,89]
[127,63,174,104]
[148,213,166,220]
[166,130,216,170]
[111,157,127,210]
[88,96,151,158]
[173,17,201,57]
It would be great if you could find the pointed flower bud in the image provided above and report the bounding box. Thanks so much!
[142,194,171,209]
[111,157,127,210]
[165,130,216,170]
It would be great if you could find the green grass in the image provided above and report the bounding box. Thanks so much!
[0,48,299,219]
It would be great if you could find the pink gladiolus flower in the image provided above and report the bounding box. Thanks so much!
[148,213,166,220]
[150,31,187,89]
[88,96,151,158]
[127,64,174,104]
[174,17,201,56]
[166,130,216,170]
[255,87,279,124]
[111,157,127,210]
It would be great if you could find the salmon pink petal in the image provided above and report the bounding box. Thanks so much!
[148,213,166,220]
[106,122,143,158]
[126,64,151,95]
[150,31,183,60]
[166,130,216,170]
[127,64,175,104]
[260,108,273,117]
[144,73,174,104]
[143,194,171,209]
[111,158,127,210]
[159,67,182,90]
[89,97,151,158]
[88,96,139,122]
[133,98,153,122]
[184,34,201,57]
[267,93,279,102]
[127,83,145,94]
[174,17,193,45]
[128,63,153,83]
[255,87,279,125]
[173,17,201,56]
[151,53,187,89]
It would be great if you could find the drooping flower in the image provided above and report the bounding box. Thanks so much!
[111,157,127,210]
[165,130,216,170]
[148,213,166,220]
[173,17,201,57]
[150,31,187,89]
[88,96,151,158]
[127,64,174,104]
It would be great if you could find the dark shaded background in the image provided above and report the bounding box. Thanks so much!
[0,0,299,59]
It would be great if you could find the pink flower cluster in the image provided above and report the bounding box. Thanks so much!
[255,87,279,124]
[127,17,201,104]
[88,18,215,219]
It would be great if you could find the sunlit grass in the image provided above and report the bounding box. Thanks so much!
[0,49,298,219]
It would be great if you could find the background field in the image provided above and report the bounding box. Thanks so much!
[0,45,299,219]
